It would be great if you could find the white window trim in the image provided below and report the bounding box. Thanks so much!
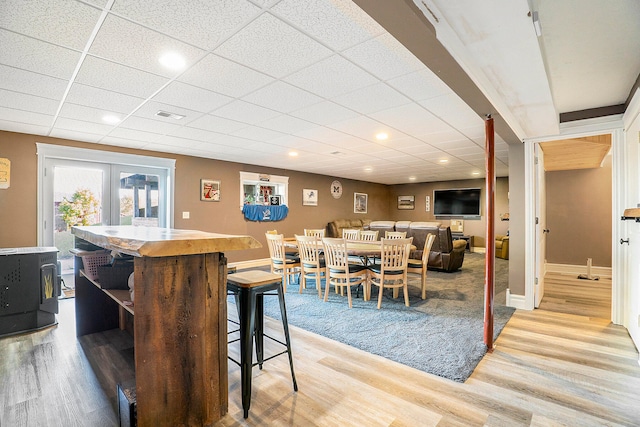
[36,143,175,245]
[239,171,289,209]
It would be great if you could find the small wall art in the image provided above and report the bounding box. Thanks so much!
[354,192,368,214]
[425,195,430,212]
[303,188,318,206]
[397,195,415,210]
[200,179,220,201]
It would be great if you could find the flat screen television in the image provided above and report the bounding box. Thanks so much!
[433,188,481,217]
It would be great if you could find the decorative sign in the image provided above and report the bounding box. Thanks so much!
[397,195,415,210]
[200,179,220,201]
[269,195,281,205]
[425,195,430,212]
[259,174,271,182]
[0,158,9,189]
[303,189,318,206]
[330,180,342,199]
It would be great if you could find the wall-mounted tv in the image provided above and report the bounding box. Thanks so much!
[433,188,481,217]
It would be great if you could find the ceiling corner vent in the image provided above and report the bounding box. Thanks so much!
[155,110,186,120]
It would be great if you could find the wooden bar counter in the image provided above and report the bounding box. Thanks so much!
[71,226,260,427]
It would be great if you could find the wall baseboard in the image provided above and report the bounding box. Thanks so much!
[506,289,527,310]
[545,263,612,279]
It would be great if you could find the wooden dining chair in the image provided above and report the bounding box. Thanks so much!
[295,234,325,298]
[304,228,325,238]
[368,238,413,309]
[341,229,361,240]
[322,237,368,308]
[265,233,300,292]
[407,233,436,300]
[360,230,379,241]
[385,231,407,239]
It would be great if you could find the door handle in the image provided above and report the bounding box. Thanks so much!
[620,238,630,245]
[543,229,550,234]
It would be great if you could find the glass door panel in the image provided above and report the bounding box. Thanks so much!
[119,172,160,227]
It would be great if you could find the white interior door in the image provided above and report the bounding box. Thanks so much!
[535,144,547,307]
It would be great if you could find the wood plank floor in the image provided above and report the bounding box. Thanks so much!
[2,281,639,426]
[538,272,612,319]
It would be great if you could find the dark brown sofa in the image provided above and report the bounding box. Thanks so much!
[327,219,466,272]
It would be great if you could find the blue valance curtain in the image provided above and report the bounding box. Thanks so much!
[242,204,288,222]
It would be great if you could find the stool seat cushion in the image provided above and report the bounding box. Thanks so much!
[303,259,326,269]
[329,264,366,274]
[367,264,404,275]
[273,257,300,264]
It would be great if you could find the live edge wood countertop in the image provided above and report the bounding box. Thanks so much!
[72,225,261,257]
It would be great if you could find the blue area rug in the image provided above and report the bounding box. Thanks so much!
[235,253,514,382]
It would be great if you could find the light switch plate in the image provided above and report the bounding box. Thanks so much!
[182,211,190,219]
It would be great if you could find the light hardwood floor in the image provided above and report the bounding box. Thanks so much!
[1,281,639,426]
[538,271,612,319]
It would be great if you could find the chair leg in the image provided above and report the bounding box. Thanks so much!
[315,271,322,298]
[421,270,427,300]
[346,282,353,308]
[377,279,384,309]
[403,282,410,307]
[277,284,298,392]
[324,276,331,302]
[299,268,305,294]
[255,294,264,369]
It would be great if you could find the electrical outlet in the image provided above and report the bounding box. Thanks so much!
[182,211,190,219]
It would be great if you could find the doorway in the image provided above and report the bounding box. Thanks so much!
[532,133,614,319]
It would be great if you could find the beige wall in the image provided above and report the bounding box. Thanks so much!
[0,130,511,263]
[545,154,612,267]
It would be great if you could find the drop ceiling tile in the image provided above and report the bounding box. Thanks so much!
[120,115,183,135]
[268,135,318,150]
[0,90,59,115]
[133,101,204,126]
[0,106,53,127]
[370,104,453,135]
[186,114,246,134]
[152,81,232,113]
[178,54,274,98]
[0,65,68,100]
[109,127,165,143]
[76,56,169,99]
[386,137,428,150]
[54,117,114,135]
[326,115,386,141]
[230,125,287,142]
[429,139,479,150]
[164,127,217,142]
[331,82,410,114]
[293,125,350,143]
[418,129,467,145]
[0,120,50,136]
[0,29,81,79]
[289,100,359,125]
[444,146,485,156]
[65,83,144,114]
[242,81,322,114]
[260,115,317,134]
[89,14,206,78]
[156,135,208,148]
[0,0,101,50]
[419,94,482,129]
[270,0,385,51]
[111,0,261,50]
[285,54,378,98]
[211,100,280,125]
[342,33,425,81]
[59,103,121,124]
[49,128,104,143]
[100,136,148,149]
[387,69,451,101]
[215,13,332,78]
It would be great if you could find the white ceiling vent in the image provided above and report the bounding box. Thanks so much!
[155,110,186,120]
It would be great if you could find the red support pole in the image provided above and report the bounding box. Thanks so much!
[484,115,496,351]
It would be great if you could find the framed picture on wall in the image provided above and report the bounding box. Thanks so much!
[354,192,368,214]
[397,195,415,210]
[269,195,281,205]
[302,189,318,206]
[200,179,220,201]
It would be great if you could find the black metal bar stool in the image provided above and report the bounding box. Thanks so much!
[226,270,298,419]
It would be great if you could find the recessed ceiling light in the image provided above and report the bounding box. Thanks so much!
[472,171,480,175]
[159,52,186,71]
[102,114,120,124]
[289,151,298,157]
[409,176,416,181]
[156,110,186,120]
[439,159,449,163]
[375,132,388,140]
[364,167,373,172]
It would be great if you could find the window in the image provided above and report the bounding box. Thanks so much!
[239,172,288,208]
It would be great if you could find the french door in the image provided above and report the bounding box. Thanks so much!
[37,143,175,253]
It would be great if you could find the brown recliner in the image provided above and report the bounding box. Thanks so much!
[326,218,371,238]
[408,223,465,272]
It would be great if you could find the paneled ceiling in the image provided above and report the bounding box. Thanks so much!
[0,0,638,184]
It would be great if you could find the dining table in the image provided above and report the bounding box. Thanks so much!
[284,237,416,265]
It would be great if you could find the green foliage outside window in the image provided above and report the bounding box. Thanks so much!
[58,188,100,228]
